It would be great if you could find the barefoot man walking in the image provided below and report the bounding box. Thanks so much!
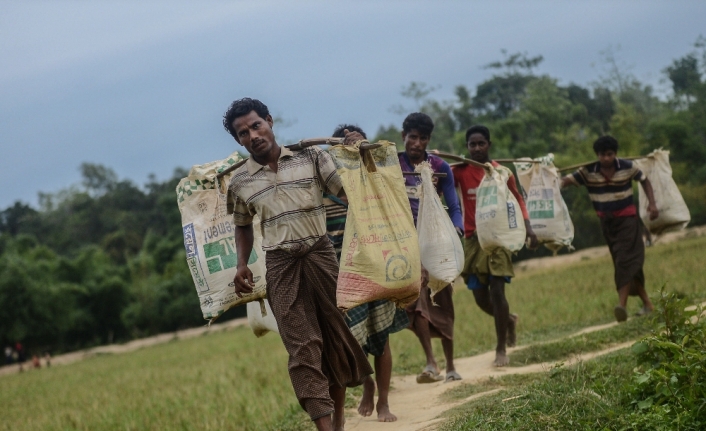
[324,124,409,423]
[453,125,538,367]
[224,98,372,431]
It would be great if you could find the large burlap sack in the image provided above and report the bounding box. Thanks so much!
[176,152,267,321]
[328,141,421,311]
[415,162,464,298]
[633,149,690,237]
[247,299,279,337]
[475,164,527,252]
[514,154,574,253]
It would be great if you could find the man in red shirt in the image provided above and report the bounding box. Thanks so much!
[452,125,538,367]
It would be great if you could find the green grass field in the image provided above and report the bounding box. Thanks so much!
[2,236,705,431]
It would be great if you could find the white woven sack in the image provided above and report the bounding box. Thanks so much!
[475,164,526,252]
[247,299,279,337]
[176,152,267,322]
[415,162,464,298]
[514,154,574,253]
[633,149,690,237]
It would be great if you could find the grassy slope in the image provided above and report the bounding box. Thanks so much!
[391,235,706,375]
[1,236,704,431]
[439,350,638,431]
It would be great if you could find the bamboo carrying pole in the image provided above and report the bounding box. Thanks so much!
[215,138,382,179]
[428,151,493,170]
[430,151,540,168]
[402,172,447,177]
[556,155,649,172]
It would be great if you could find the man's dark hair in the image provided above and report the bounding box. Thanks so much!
[593,135,619,153]
[402,112,434,136]
[465,125,490,142]
[223,98,270,139]
[332,124,367,139]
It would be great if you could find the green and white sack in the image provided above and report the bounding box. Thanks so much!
[415,162,464,298]
[475,164,526,252]
[514,154,574,253]
[633,149,690,237]
[176,152,267,321]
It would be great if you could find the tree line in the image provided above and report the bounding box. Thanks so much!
[2,40,705,356]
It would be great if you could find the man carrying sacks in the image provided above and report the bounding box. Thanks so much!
[453,125,538,367]
[561,135,658,322]
[324,124,409,423]
[398,113,465,383]
[224,98,372,431]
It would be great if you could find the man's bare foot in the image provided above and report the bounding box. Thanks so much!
[357,376,375,417]
[494,351,509,367]
[376,402,397,422]
[507,313,518,347]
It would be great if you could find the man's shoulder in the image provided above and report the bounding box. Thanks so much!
[228,163,256,191]
[618,158,635,169]
[427,153,451,172]
[494,162,512,175]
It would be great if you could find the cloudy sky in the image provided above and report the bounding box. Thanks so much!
[1,0,704,208]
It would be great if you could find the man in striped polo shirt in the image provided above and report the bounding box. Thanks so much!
[224,98,372,431]
[561,135,659,322]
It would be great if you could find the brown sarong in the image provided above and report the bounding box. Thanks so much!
[406,283,454,340]
[600,215,645,295]
[266,236,373,421]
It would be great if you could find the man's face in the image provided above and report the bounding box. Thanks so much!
[232,110,276,158]
[403,129,431,161]
[597,150,617,168]
[467,133,491,162]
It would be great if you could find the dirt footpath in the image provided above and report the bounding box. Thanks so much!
[345,298,706,431]
[344,331,634,431]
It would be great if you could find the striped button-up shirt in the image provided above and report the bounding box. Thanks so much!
[229,146,342,252]
[568,159,644,217]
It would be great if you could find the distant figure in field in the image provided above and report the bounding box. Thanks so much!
[399,113,465,383]
[452,125,538,367]
[324,124,409,422]
[561,135,658,321]
[224,98,372,431]
[4,346,12,365]
[15,342,26,372]
[32,354,41,369]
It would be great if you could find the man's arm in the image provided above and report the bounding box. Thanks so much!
[233,224,255,297]
[640,178,659,220]
[560,176,574,189]
[439,163,464,235]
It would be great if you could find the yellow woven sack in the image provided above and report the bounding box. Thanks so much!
[328,141,421,311]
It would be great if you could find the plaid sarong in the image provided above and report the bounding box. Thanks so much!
[346,300,410,357]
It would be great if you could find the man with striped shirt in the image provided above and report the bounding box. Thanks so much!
[562,135,658,322]
[224,98,372,431]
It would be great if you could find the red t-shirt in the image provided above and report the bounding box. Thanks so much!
[452,161,529,238]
